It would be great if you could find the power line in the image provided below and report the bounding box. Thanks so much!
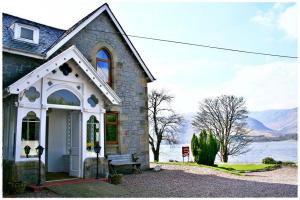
[99,30,297,59]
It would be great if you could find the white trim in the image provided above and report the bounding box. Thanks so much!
[13,23,39,44]
[15,107,41,162]
[100,111,105,157]
[18,102,41,109]
[47,104,81,110]
[39,108,47,163]
[45,4,155,82]
[3,48,44,59]
[82,111,105,164]
[15,106,23,161]
[7,45,121,105]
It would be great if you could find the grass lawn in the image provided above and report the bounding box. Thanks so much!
[156,162,279,175]
[47,182,129,197]
[217,163,278,172]
[156,162,243,175]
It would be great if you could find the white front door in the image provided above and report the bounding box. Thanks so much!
[69,111,81,177]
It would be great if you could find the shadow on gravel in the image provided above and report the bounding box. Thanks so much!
[119,169,297,198]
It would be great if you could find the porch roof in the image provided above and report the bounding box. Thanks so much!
[5,45,121,105]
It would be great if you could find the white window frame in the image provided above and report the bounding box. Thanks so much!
[13,23,39,44]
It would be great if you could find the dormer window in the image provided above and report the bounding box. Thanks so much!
[12,23,39,44]
[20,27,34,40]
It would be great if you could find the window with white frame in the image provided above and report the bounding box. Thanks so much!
[12,23,39,44]
[20,111,40,158]
[86,115,100,152]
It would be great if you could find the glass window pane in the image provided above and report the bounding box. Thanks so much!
[96,60,109,82]
[96,50,109,60]
[86,116,100,152]
[20,112,40,158]
[20,27,34,40]
[106,124,117,142]
[47,89,80,106]
[106,114,117,122]
[24,87,40,102]
[87,95,99,108]
[24,111,39,121]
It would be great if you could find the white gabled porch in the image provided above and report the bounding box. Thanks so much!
[6,46,121,179]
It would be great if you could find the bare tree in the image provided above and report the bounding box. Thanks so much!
[192,95,251,163]
[148,90,183,162]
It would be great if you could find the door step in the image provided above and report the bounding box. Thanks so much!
[27,178,109,192]
[46,177,78,183]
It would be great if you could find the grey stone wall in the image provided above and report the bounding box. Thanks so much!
[2,52,43,87]
[60,12,150,169]
[3,160,46,193]
[83,157,109,178]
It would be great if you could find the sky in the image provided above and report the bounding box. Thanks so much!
[1,0,298,115]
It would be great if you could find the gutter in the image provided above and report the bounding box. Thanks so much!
[3,48,45,59]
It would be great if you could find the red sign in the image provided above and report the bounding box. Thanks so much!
[182,146,189,157]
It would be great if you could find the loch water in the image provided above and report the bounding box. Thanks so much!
[149,140,298,163]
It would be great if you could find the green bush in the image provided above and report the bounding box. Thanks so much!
[281,161,297,167]
[262,157,297,167]
[262,157,277,164]
[191,129,219,166]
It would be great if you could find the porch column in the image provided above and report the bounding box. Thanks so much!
[39,107,47,163]
[100,108,106,157]
[15,106,24,161]
[81,111,88,177]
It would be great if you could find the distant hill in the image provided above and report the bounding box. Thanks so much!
[248,107,297,135]
[246,117,273,132]
[178,107,297,144]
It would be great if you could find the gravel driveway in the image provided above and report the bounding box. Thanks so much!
[119,164,297,197]
[13,164,297,198]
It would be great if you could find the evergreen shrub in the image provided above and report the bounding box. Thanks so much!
[191,129,219,166]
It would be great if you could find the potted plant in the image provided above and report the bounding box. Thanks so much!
[8,181,26,194]
[109,173,123,184]
[86,143,93,151]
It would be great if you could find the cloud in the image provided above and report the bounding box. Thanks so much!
[278,5,298,39]
[251,3,297,40]
[148,58,232,114]
[215,61,298,111]
[149,59,297,114]
[251,10,275,27]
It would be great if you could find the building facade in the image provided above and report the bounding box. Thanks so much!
[2,3,154,189]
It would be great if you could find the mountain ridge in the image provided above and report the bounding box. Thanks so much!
[248,107,297,135]
[179,107,297,143]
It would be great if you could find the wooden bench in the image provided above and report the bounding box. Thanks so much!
[106,154,142,174]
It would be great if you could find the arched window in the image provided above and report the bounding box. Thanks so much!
[21,111,40,157]
[47,89,80,106]
[96,49,112,85]
[86,116,100,152]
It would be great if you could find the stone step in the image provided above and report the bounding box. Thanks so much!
[27,178,109,192]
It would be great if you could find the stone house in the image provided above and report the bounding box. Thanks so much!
[2,3,155,187]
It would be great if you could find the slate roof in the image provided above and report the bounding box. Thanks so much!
[45,5,102,52]
[2,13,65,57]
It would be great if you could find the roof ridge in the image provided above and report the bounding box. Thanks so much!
[42,3,108,54]
[2,12,66,31]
